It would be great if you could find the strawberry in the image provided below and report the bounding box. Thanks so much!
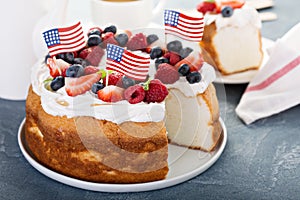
[104,72,124,86]
[97,85,124,102]
[65,73,101,96]
[163,52,181,66]
[155,63,179,84]
[216,0,245,13]
[126,33,148,51]
[84,66,100,75]
[175,52,204,72]
[197,1,217,14]
[124,84,145,104]
[144,79,169,103]
[46,58,70,78]
[85,46,105,66]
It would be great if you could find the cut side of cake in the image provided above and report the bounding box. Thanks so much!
[198,1,263,75]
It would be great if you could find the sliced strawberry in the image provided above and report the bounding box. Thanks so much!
[216,0,245,13]
[175,52,204,72]
[104,72,124,86]
[97,85,124,102]
[84,66,100,75]
[47,58,70,78]
[65,73,101,96]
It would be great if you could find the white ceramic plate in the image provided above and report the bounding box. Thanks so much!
[18,118,227,193]
[214,37,275,84]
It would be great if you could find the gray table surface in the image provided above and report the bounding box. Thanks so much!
[1,1,300,199]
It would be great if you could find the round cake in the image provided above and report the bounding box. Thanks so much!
[25,24,222,183]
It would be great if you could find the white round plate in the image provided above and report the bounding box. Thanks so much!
[18,118,227,193]
[214,37,275,84]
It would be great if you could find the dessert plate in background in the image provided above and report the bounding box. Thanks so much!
[18,118,227,193]
[214,37,275,84]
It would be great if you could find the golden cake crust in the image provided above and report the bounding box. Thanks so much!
[25,86,169,183]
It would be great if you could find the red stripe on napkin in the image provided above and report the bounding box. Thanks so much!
[246,55,300,92]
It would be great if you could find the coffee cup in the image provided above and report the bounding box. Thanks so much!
[91,0,167,30]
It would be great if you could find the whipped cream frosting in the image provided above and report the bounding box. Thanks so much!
[204,4,262,31]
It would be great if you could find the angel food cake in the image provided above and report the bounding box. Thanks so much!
[197,0,263,75]
[25,24,222,183]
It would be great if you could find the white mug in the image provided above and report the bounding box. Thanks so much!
[0,0,65,100]
[91,0,168,30]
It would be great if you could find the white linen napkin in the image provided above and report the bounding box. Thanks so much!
[236,23,300,124]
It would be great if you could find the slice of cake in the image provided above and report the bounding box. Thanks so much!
[198,0,263,75]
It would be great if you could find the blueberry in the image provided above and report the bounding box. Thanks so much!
[122,76,135,89]
[91,82,105,94]
[65,64,85,77]
[88,28,102,37]
[178,64,190,76]
[44,54,51,64]
[115,33,129,47]
[50,76,65,91]
[103,25,117,34]
[221,6,233,17]
[73,58,90,67]
[155,57,169,69]
[186,71,202,84]
[146,34,159,45]
[180,47,193,59]
[150,47,163,59]
[87,35,102,47]
[167,40,183,53]
[55,52,74,64]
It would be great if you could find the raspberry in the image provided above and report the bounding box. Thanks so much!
[163,52,181,66]
[78,48,91,59]
[85,46,105,66]
[126,33,148,51]
[197,1,217,14]
[144,79,169,103]
[124,84,145,104]
[100,32,118,48]
[155,63,180,84]
[104,72,124,86]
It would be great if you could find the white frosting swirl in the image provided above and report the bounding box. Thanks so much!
[204,4,262,31]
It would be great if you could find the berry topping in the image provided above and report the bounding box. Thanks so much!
[78,48,91,59]
[91,82,105,94]
[124,84,145,104]
[163,51,181,66]
[221,6,234,17]
[175,52,204,72]
[218,0,245,12]
[65,73,101,96]
[65,64,85,77]
[73,58,90,67]
[122,76,135,89]
[144,79,169,103]
[127,33,148,51]
[88,27,102,37]
[186,71,202,84]
[56,52,75,64]
[155,63,179,84]
[46,58,70,78]
[85,46,105,66]
[150,47,163,59]
[103,25,117,34]
[167,40,183,53]
[115,33,129,47]
[146,34,159,45]
[197,1,217,14]
[179,47,193,59]
[105,72,124,86]
[84,66,99,75]
[155,57,169,69]
[50,76,65,91]
[97,85,124,102]
[100,32,118,48]
[87,35,102,47]
[178,64,191,76]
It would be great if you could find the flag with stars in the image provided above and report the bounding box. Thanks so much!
[164,10,204,42]
[43,22,86,56]
[106,44,150,81]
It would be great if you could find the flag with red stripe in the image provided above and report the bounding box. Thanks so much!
[164,10,204,42]
[106,44,150,81]
[43,22,86,56]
